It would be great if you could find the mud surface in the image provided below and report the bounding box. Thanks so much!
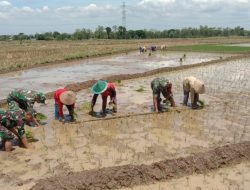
[31,141,250,190]
[0,55,250,190]
[0,51,230,99]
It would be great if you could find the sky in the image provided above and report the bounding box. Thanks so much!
[0,0,249,34]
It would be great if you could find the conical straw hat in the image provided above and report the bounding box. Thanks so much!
[193,79,205,94]
[60,91,76,105]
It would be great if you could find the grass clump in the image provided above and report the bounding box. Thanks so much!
[136,86,145,92]
[36,113,47,121]
[81,102,92,110]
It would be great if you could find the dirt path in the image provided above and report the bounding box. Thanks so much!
[31,141,250,190]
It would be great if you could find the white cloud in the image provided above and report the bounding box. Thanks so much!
[55,4,117,18]
[138,0,175,7]
[22,6,34,13]
[55,6,74,13]
[0,1,11,7]
[0,11,8,19]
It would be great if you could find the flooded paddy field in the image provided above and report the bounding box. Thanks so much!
[0,51,229,99]
[0,56,249,190]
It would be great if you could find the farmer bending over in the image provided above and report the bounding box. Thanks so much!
[151,77,176,112]
[0,105,32,149]
[54,89,76,124]
[7,88,46,126]
[183,76,205,109]
[91,80,117,117]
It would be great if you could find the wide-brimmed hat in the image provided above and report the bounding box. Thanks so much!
[60,91,76,105]
[193,79,205,94]
[91,80,108,94]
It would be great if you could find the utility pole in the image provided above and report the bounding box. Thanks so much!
[122,2,126,29]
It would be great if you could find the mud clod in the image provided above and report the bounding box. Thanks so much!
[31,141,250,190]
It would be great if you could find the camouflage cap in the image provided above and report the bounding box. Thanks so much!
[38,92,46,104]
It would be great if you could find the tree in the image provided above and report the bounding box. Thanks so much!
[94,25,107,39]
[105,27,112,39]
[117,26,126,39]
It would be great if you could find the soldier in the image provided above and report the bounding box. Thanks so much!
[7,88,46,126]
[151,77,176,112]
[0,104,30,149]
[7,88,46,110]
[0,110,15,152]
[91,80,117,117]
[183,76,205,109]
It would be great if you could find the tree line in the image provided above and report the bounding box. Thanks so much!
[1,25,250,41]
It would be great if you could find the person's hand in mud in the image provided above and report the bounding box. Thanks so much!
[62,118,65,124]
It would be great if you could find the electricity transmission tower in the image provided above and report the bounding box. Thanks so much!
[122,2,126,29]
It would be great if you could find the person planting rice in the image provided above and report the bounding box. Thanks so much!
[91,80,117,117]
[151,77,176,112]
[0,105,31,149]
[0,111,15,152]
[183,76,205,109]
[7,88,46,127]
[54,88,76,124]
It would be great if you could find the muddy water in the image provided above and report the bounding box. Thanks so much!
[225,43,250,47]
[0,58,250,190]
[0,51,227,99]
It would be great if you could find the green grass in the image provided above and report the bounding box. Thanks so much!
[167,44,250,53]
[36,113,47,120]
[136,86,145,92]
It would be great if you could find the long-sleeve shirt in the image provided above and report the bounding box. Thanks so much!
[91,83,116,111]
[7,89,39,111]
[54,88,75,118]
[183,77,197,104]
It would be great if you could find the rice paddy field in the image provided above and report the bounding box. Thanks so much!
[1,37,250,74]
[0,37,250,190]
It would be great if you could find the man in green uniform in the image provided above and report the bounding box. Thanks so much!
[7,89,46,126]
[151,77,176,112]
[0,103,30,149]
[0,109,15,152]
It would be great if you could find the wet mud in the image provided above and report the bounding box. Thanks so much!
[0,51,237,100]
[0,54,250,190]
[0,54,247,105]
[31,141,250,190]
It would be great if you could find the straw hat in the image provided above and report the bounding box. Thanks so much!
[60,91,76,105]
[193,79,205,94]
[91,80,108,94]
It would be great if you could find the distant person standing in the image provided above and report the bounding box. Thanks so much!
[183,76,205,109]
[91,80,117,117]
[151,77,176,112]
[54,89,76,124]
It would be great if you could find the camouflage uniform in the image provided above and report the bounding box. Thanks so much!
[0,109,15,148]
[7,89,46,112]
[151,77,173,101]
[0,103,26,139]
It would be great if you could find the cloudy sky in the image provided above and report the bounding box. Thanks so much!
[0,0,249,34]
